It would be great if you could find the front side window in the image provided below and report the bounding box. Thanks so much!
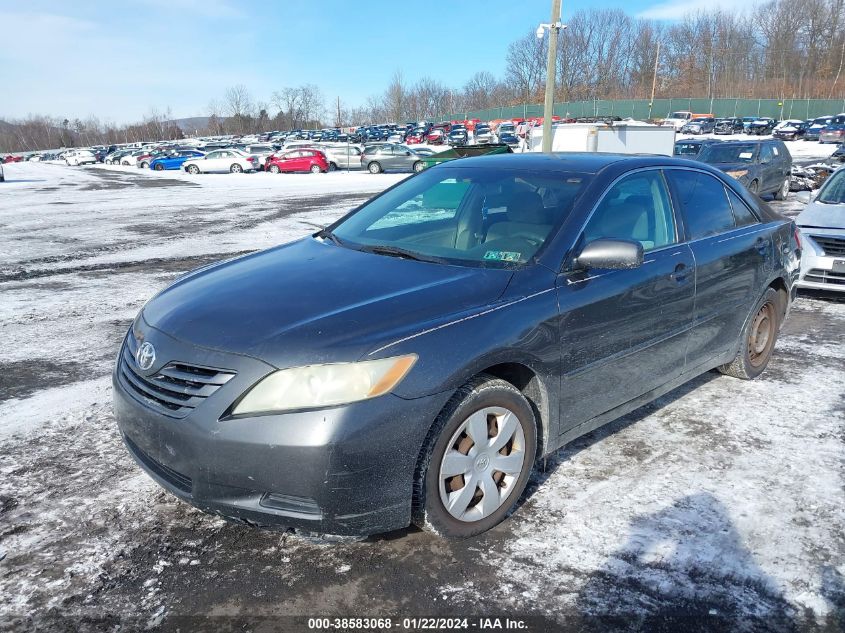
[582,171,676,252]
[331,167,591,267]
[699,144,758,164]
[666,170,736,240]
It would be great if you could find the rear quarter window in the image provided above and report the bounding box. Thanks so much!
[666,170,736,240]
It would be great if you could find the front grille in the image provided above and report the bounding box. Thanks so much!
[124,435,193,494]
[804,268,845,286]
[810,235,845,257]
[118,342,235,418]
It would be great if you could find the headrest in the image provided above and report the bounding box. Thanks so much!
[507,191,546,224]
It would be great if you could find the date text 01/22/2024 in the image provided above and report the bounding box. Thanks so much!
[307,617,529,630]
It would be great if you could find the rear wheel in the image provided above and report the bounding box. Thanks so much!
[748,179,759,195]
[413,375,536,538]
[186,164,200,175]
[268,164,280,174]
[328,162,337,171]
[230,163,243,173]
[774,177,789,200]
[310,164,322,174]
[140,161,149,169]
[413,161,424,173]
[368,161,382,174]
[718,287,781,380]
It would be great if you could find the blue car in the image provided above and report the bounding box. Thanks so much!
[150,150,205,171]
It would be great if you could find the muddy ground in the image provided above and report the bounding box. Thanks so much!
[0,163,843,633]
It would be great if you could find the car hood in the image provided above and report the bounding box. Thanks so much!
[142,237,514,367]
[796,201,845,230]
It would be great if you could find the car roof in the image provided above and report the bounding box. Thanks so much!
[447,152,679,173]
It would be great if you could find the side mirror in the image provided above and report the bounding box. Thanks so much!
[574,239,644,270]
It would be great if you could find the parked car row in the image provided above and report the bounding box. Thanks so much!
[680,113,845,142]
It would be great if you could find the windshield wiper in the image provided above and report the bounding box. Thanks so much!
[362,244,444,263]
[315,227,344,246]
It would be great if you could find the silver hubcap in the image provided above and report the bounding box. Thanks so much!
[438,406,526,523]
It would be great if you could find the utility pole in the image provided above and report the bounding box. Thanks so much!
[336,96,341,128]
[649,40,660,120]
[540,0,563,153]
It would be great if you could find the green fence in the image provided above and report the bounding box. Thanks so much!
[439,98,845,122]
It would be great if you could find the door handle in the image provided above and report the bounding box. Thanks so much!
[670,263,688,283]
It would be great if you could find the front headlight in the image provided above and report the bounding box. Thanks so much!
[726,169,749,179]
[231,354,417,416]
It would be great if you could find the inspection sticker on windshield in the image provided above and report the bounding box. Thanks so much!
[484,250,521,262]
[739,152,753,159]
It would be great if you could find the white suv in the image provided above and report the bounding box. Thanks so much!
[65,150,97,166]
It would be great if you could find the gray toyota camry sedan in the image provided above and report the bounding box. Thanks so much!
[114,153,800,538]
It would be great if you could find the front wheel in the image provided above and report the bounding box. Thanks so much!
[413,375,537,538]
[310,164,322,174]
[230,163,243,173]
[140,162,149,169]
[718,287,782,380]
[154,163,164,171]
[268,164,280,174]
[186,165,200,175]
[368,161,382,174]
[748,179,759,195]
[413,161,424,173]
[328,162,337,172]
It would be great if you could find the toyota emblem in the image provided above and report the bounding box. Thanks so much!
[136,341,156,371]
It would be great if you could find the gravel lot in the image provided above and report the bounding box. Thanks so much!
[0,161,843,633]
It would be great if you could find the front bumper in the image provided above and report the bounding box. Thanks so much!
[797,231,845,293]
[113,324,453,536]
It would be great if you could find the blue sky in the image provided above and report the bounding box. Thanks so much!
[0,0,739,123]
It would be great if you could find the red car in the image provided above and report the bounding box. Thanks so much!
[3,155,23,163]
[265,149,328,174]
[426,129,447,145]
[405,128,428,144]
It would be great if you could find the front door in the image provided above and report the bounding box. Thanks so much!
[557,169,695,433]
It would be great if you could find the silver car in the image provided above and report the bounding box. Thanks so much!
[796,166,845,292]
[321,144,364,170]
[361,144,425,174]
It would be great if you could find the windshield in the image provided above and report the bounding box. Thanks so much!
[816,168,845,204]
[669,112,690,119]
[330,167,591,267]
[699,144,758,164]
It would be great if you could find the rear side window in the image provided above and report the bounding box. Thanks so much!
[666,170,736,240]
[725,188,759,227]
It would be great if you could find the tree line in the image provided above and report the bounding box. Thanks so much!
[2,0,844,152]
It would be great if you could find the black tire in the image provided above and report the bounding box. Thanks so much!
[140,161,149,169]
[774,177,789,200]
[412,374,537,539]
[230,163,243,173]
[328,162,337,172]
[413,161,424,173]
[718,287,782,380]
[748,179,759,195]
[268,164,280,174]
[186,164,200,175]
[154,163,164,171]
[368,161,382,174]
[310,164,322,174]
[121,161,129,166]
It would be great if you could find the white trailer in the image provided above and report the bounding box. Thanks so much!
[529,123,676,156]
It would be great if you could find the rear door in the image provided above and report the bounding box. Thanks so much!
[664,168,770,368]
[557,168,695,432]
